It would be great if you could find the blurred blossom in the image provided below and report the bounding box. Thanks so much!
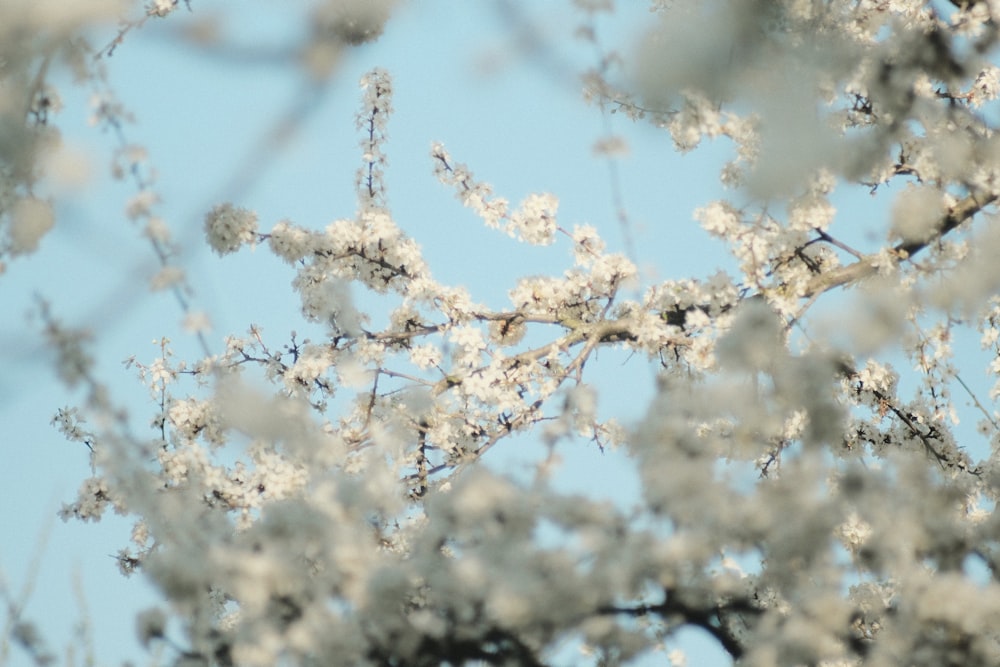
[8,197,54,255]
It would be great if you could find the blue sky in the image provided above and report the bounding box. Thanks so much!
[6,2,988,665]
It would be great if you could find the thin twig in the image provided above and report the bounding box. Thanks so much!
[954,372,999,431]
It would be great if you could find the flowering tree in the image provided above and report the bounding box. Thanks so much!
[8,0,1000,665]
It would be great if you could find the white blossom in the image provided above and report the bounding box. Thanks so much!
[205,202,258,256]
[268,220,314,264]
[8,197,54,255]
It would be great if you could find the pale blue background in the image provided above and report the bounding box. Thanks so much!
[1,2,990,666]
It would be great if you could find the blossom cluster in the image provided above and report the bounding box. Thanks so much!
[205,203,258,256]
[431,144,560,245]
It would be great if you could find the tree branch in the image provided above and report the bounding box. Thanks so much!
[802,189,996,298]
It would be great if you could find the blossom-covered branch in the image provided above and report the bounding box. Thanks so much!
[15,2,1000,666]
